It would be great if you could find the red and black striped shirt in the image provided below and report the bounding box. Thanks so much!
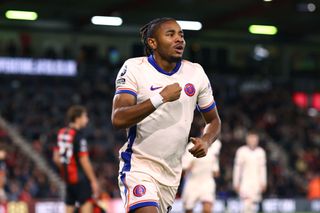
[54,127,89,184]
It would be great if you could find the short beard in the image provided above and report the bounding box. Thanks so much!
[168,55,182,63]
[157,48,182,63]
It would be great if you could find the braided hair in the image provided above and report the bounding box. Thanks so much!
[139,17,176,56]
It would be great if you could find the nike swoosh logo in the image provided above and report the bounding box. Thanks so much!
[150,85,162,91]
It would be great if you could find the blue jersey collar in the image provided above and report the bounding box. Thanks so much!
[147,55,181,76]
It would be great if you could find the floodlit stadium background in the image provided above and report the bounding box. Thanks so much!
[0,0,320,212]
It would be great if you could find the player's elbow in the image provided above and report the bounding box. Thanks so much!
[111,119,125,129]
[52,152,60,167]
[53,157,61,168]
[111,113,128,129]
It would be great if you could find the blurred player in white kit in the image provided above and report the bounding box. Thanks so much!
[182,138,222,213]
[233,130,267,213]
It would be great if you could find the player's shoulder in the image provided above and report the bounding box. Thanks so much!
[57,127,66,134]
[119,57,148,76]
[74,129,84,138]
[238,145,247,150]
[58,127,74,134]
[257,146,266,154]
[182,60,209,81]
[124,57,148,66]
[182,60,205,72]
[57,127,77,142]
[237,145,248,153]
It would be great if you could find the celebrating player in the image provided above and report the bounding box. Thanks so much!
[112,17,221,213]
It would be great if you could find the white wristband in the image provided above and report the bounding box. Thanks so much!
[150,93,164,108]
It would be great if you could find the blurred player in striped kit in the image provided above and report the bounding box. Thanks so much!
[53,105,99,213]
[182,138,222,213]
[233,130,267,213]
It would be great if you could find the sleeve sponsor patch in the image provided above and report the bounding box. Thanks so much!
[120,65,127,76]
[116,78,126,85]
[80,139,88,152]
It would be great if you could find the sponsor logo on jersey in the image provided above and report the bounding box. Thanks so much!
[116,78,126,85]
[150,85,163,91]
[120,65,127,76]
[133,184,146,197]
[184,83,195,96]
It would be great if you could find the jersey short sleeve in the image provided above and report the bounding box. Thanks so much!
[78,138,88,157]
[115,60,138,97]
[74,132,88,157]
[195,64,216,113]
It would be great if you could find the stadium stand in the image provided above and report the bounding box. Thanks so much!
[0,37,319,212]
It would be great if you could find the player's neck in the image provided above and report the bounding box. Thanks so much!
[153,54,176,72]
[69,123,81,130]
[247,145,257,150]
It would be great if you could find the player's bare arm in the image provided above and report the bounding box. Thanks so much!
[79,155,99,198]
[234,185,240,193]
[188,108,221,158]
[112,83,181,129]
[213,171,220,178]
[53,150,62,169]
[260,184,267,193]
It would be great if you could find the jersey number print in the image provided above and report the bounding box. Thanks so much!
[58,139,73,164]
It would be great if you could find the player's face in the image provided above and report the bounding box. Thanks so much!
[79,112,89,128]
[153,20,185,62]
[246,134,259,148]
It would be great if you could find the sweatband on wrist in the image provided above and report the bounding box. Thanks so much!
[150,93,164,108]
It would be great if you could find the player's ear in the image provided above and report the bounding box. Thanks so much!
[147,38,157,50]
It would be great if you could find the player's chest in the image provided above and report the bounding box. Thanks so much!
[136,71,200,102]
[243,151,261,164]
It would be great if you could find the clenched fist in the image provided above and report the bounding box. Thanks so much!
[160,83,182,103]
[188,137,209,158]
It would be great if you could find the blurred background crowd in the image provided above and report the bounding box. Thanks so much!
[0,31,319,205]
